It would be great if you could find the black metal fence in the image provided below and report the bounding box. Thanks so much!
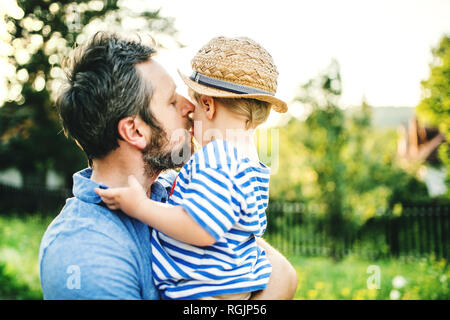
[0,183,70,215]
[265,201,450,260]
[1,183,449,260]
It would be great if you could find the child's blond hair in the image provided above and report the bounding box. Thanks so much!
[189,89,271,129]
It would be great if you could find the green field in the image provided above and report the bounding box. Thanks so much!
[289,254,449,300]
[0,214,53,299]
[0,214,449,300]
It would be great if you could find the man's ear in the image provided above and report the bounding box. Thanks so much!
[200,95,216,120]
[117,116,148,150]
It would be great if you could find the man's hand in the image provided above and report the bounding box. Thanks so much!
[95,175,148,219]
[252,238,298,300]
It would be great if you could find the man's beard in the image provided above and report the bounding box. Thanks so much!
[142,122,194,178]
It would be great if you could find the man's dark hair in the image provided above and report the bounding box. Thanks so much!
[57,31,159,162]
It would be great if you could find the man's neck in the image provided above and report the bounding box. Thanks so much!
[90,150,159,191]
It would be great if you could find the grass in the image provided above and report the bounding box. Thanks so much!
[0,213,54,299]
[289,254,449,300]
[0,213,448,300]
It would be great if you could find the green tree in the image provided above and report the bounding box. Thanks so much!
[268,60,428,260]
[295,60,347,260]
[416,35,450,194]
[264,60,349,259]
[0,1,177,187]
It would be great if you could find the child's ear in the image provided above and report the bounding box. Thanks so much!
[201,95,216,120]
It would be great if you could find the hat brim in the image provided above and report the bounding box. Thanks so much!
[178,70,288,113]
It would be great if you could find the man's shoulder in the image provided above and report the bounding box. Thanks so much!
[39,197,145,261]
[38,197,156,300]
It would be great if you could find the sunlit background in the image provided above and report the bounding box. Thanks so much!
[131,0,450,123]
[0,0,449,300]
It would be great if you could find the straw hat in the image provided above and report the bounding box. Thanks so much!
[178,36,287,113]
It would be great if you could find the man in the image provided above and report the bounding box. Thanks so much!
[39,32,297,299]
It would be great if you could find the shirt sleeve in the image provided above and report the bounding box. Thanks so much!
[39,228,144,300]
[178,166,241,241]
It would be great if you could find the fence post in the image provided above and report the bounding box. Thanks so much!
[434,206,441,259]
[444,206,449,260]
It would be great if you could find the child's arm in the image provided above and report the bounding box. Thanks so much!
[94,175,216,247]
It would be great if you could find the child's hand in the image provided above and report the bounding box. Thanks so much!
[95,175,148,219]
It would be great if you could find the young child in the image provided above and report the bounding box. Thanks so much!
[95,36,287,300]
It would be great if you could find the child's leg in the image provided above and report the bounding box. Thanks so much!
[198,292,252,300]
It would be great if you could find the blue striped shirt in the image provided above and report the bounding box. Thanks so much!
[151,139,272,299]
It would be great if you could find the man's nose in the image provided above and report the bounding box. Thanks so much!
[177,94,195,117]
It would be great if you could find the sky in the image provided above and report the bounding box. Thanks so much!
[1,0,450,124]
[125,0,450,121]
